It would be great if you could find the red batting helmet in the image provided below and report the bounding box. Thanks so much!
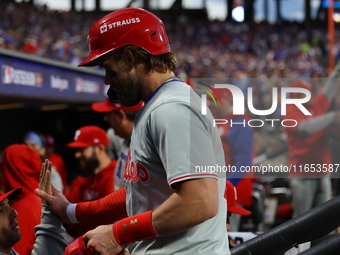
[79,8,171,67]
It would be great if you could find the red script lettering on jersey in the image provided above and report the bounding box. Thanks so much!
[124,150,150,183]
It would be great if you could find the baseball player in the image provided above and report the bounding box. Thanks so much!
[65,125,117,238]
[225,180,251,231]
[2,146,69,255]
[36,8,229,255]
[2,144,45,255]
[283,62,340,217]
[209,88,254,231]
[92,99,144,191]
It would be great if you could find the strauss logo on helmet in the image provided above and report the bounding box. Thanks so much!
[99,18,141,34]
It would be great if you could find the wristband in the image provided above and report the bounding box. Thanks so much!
[66,203,79,223]
[113,210,159,246]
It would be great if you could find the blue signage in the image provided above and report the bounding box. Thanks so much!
[0,52,107,103]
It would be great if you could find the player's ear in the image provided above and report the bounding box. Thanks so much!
[119,109,127,121]
[121,48,134,71]
[112,110,124,124]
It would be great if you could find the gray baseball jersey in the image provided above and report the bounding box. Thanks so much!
[124,79,230,255]
[107,128,125,160]
[114,138,129,191]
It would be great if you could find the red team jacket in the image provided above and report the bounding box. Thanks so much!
[284,94,331,176]
[66,160,117,237]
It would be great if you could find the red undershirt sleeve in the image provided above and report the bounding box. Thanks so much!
[75,187,128,225]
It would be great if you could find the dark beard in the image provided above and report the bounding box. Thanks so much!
[115,62,142,107]
[78,154,100,177]
[2,228,21,249]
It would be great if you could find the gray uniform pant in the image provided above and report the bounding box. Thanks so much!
[290,176,332,217]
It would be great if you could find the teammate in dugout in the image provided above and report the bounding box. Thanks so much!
[91,100,144,191]
[2,144,50,255]
[0,157,68,255]
[208,87,255,231]
[36,7,230,255]
[225,180,251,231]
[64,125,117,239]
[283,62,340,217]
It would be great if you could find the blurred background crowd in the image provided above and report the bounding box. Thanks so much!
[0,1,333,78]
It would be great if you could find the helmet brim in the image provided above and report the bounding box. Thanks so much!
[78,48,115,67]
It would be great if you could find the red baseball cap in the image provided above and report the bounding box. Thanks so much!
[92,99,144,113]
[0,188,22,203]
[224,181,251,216]
[290,80,313,90]
[289,80,314,98]
[217,88,233,99]
[65,126,109,148]
[64,236,96,255]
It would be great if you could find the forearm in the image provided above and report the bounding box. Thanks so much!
[110,178,219,248]
[84,178,221,253]
[297,111,336,135]
[72,187,127,224]
[152,178,218,236]
[32,205,69,255]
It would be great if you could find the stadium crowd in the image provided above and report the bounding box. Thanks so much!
[0,0,334,80]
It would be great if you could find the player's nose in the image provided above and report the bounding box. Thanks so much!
[10,208,18,218]
[104,72,112,85]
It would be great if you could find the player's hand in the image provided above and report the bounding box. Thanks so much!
[38,159,53,204]
[84,224,123,255]
[35,181,72,223]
